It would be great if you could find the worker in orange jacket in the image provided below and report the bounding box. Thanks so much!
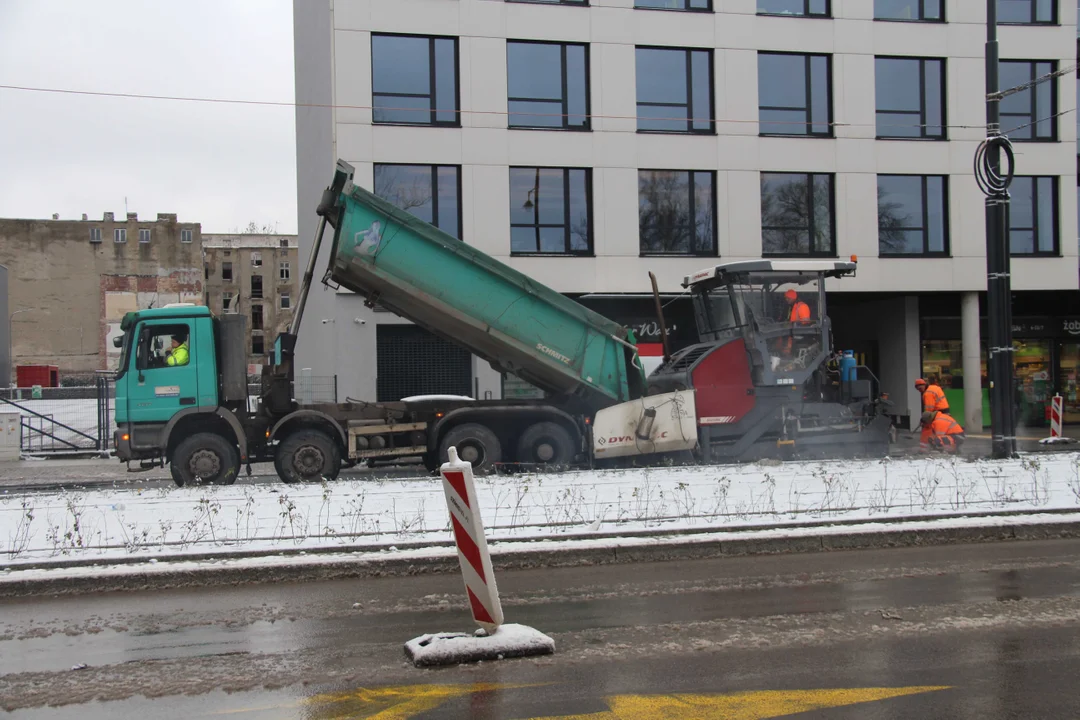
[782,289,812,355]
[915,378,950,415]
[786,289,811,324]
[919,410,965,453]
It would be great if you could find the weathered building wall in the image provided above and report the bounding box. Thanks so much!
[0,213,203,382]
[203,234,298,370]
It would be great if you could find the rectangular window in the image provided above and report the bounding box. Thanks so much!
[875,57,946,139]
[374,164,463,240]
[758,52,832,137]
[635,47,714,134]
[1010,176,1059,255]
[280,293,291,310]
[180,229,193,243]
[114,228,127,243]
[279,261,290,281]
[251,275,263,299]
[1000,60,1057,141]
[372,34,459,126]
[510,167,592,255]
[222,292,235,313]
[222,262,233,282]
[757,0,830,17]
[998,0,1057,23]
[136,324,191,372]
[761,172,835,256]
[874,0,944,20]
[139,229,151,243]
[89,227,102,243]
[638,170,717,256]
[507,41,590,130]
[252,335,264,355]
[251,304,263,331]
[636,0,711,10]
[251,251,262,267]
[877,175,949,256]
[278,238,289,249]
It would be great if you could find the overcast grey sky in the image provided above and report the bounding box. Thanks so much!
[0,0,297,234]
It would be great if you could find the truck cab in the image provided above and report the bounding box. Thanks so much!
[113,306,267,486]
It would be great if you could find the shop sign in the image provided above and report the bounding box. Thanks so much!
[1012,319,1051,336]
[626,319,679,343]
[923,317,1075,339]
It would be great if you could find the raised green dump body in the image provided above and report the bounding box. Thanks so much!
[324,161,646,411]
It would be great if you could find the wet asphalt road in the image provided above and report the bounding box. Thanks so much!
[2,539,1080,718]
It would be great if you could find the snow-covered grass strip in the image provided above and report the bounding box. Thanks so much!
[2,453,1080,566]
[4,511,1079,585]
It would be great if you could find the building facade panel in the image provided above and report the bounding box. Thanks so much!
[295,0,1079,426]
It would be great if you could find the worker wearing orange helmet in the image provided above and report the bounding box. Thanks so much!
[919,410,964,453]
[785,289,811,325]
[781,289,812,356]
[914,377,949,415]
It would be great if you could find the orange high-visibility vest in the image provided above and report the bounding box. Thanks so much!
[920,412,964,449]
[922,384,949,413]
[789,301,811,324]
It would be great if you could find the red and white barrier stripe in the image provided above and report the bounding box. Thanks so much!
[1050,394,1064,438]
[440,446,504,633]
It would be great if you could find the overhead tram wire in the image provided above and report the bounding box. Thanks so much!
[0,82,1035,137]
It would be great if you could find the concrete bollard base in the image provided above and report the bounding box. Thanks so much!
[404,623,555,667]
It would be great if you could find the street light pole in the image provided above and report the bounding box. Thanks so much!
[977,0,1017,458]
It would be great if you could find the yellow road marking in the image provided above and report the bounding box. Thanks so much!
[208,683,950,719]
[527,686,952,720]
[303,683,545,720]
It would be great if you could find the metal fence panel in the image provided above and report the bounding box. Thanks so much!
[0,374,114,454]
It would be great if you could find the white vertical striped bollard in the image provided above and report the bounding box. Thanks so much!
[440,446,504,633]
[1050,394,1064,438]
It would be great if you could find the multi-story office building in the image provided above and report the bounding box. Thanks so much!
[293,0,1078,430]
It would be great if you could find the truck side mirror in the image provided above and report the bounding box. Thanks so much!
[113,336,124,348]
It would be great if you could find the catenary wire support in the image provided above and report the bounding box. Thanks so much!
[976,0,1018,460]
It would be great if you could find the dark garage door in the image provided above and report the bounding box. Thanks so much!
[376,325,472,401]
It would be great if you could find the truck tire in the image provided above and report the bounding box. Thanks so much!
[516,421,574,469]
[170,433,241,488]
[275,429,341,483]
[439,423,502,475]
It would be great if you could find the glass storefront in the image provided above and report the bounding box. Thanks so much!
[1013,340,1052,428]
[922,331,1074,429]
[921,340,990,427]
[1060,343,1080,423]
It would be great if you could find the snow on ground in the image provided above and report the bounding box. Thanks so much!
[1,452,1079,567]
[4,511,1080,585]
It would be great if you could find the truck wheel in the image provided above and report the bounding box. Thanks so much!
[275,429,341,483]
[516,421,574,469]
[439,423,501,475]
[170,433,241,487]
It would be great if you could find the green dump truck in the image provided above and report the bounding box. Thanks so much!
[112,161,651,485]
